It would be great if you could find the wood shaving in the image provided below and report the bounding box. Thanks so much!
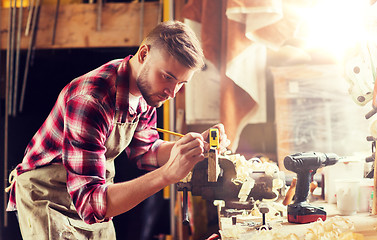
[304,216,355,240]
[249,229,299,240]
[228,154,284,202]
[231,216,362,240]
[220,225,247,239]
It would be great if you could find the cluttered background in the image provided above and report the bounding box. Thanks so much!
[1,0,377,239]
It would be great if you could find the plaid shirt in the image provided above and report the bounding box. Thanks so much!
[7,56,163,224]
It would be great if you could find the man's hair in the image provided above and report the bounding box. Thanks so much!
[144,21,204,70]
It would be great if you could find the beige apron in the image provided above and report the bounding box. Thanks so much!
[15,111,139,240]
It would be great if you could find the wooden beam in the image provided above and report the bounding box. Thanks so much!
[0,1,160,49]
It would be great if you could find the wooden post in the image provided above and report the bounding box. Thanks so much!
[208,149,220,182]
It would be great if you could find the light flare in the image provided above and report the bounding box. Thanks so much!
[298,0,372,60]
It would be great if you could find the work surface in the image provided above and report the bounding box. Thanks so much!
[219,201,377,239]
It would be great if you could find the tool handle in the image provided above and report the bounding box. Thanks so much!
[294,172,311,203]
[366,108,377,119]
[182,188,190,225]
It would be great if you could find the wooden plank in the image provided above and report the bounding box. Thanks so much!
[0,2,160,49]
[208,149,220,182]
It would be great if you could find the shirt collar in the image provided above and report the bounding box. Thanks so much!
[116,56,148,115]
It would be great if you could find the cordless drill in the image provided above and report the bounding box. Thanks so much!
[284,152,339,224]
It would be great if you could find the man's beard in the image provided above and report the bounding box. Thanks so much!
[136,64,166,108]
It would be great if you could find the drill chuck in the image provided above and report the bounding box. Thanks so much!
[323,153,339,165]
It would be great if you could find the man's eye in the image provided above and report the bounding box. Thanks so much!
[164,74,172,80]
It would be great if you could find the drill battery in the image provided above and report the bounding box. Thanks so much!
[287,201,326,224]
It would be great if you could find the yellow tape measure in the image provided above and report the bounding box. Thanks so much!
[209,128,219,149]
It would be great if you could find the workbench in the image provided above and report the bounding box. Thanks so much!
[218,201,377,239]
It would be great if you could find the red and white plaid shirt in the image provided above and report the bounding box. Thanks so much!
[7,56,163,224]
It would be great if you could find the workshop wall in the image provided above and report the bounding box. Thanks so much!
[186,58,278,162]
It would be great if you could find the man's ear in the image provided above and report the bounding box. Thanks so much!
[138,44,149,63]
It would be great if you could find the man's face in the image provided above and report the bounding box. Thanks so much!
[136,49,195,108]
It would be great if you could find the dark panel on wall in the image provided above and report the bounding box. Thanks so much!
[0,47,169,239]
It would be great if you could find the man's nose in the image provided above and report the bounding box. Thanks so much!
[164,84,179,98]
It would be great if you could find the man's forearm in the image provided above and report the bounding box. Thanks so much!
[105,142,175,218]
[105,165,170,218]
[156,141,175,167]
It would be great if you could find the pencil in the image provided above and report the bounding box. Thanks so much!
[151,127,184,138]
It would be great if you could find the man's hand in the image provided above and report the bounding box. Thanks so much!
[162,133,209,183]
[157,123,230,183]
[201,123,231,154]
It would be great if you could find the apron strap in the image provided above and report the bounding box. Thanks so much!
[5,168,17,193]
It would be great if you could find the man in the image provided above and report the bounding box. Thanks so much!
[6,21,230,239]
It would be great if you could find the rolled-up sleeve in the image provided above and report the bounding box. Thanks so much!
[126,107,164,170]
[63,95,113,224]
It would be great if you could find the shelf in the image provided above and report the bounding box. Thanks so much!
[0,1,160,49]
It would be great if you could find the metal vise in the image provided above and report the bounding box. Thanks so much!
[177,156,279,201]
[176,153,281,224]
[176,129,281,224]
[177,128,240,202]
